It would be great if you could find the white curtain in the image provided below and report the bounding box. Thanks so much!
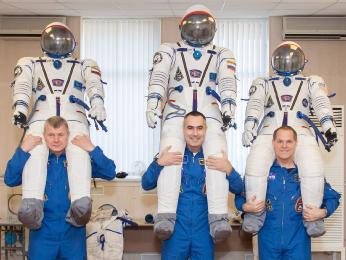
[214,19,269,174]
[81,18,268,177]
[81,19,161,177]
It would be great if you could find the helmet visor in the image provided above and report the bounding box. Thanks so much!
[41,25,76,57]
[180,14,216,46]
[271,43,305,75]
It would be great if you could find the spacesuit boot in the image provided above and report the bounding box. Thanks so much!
[209,214,232,242]
[242,211,266,234]
[66,196,92,227]
[154,213,176,240]
[18,198,44,230]
[304,220,326,237]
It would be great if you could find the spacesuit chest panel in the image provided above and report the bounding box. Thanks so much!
[31,58,87,123]
[169,44,218,113]
[263,78,311,132]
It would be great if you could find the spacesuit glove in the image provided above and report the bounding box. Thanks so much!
[325,128,337,145]
[89,98,106,121]
[146,98,162,128]
[322,121,337,145]
[242,121,258,147]
[221,106,236,131]
[12,108,28,128]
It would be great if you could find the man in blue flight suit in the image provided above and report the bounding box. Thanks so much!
[236,126,341,260]
[4,116,116,260]
[142,111,243,259]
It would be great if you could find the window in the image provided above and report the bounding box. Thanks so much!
[81,19,161,176]
[215,19,269,174]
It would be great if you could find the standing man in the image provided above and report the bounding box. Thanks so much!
[146,4,237,241]
[236,126,340,260]
[4,116,116,260]
[142,111,243,259]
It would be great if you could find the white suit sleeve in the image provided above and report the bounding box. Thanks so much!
[244,77,267,126]
[81,59,105,103]
[12,57,35,116]
[217,48,237,115]
[308,75,335,132]
[147,43,174,106]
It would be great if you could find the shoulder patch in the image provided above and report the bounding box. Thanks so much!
[153,52,163,65]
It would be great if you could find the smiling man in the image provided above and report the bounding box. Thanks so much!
[4,116,116,260]
[236,126,340,260]
[142,111,243,259]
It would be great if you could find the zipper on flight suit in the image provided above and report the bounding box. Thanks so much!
[281,171,286,247]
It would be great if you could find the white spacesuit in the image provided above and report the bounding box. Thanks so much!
[146,5,237,241]
[242,41,337,236]
[12,22,106,229]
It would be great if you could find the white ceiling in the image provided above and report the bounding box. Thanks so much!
[0,0,345,18]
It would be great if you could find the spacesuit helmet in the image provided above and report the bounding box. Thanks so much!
[271,41,306,76]
[41,22,76,59]
[179,5,216,47]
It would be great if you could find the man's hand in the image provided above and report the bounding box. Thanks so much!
[242,195,265,213]
[71,135,95,152]
[303,205,327,222]
[21,134,42,152]
[206,150,233,175]
[157,145,182,166]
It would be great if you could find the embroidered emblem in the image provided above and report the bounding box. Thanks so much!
[52,79,64,87]
[293,173,300,182]
[266,199,273,211]
[226,59,236,72]
[249,85,257,96]
[190,69,202,78]
[14,66,22,78]
[209,72,217,82]
[202,183,207,196]
[36,78,45,91]
[174,67,183,81]
[198,158,205,165]
[91,66,101,77]
[74,80,85,91]
[268,172,276,181]
[281,95,293,102]
[265,96,274,108]
[295,197,303,212]
[302,98,308,108]
[153,52,162,65]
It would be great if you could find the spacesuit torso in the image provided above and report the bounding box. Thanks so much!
[160,41,236,123]
[260,76,314,136]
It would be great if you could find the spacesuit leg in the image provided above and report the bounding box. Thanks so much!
[18,121,47,230]
[243,134,274,233]
[295,135,325,237]
[65,121,92,227]
[202,119,231,242]
[155,117,185,240]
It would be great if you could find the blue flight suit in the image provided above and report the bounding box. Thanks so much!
[4,146,116,260]
[235,160,341,260]
[142,147,243,260]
